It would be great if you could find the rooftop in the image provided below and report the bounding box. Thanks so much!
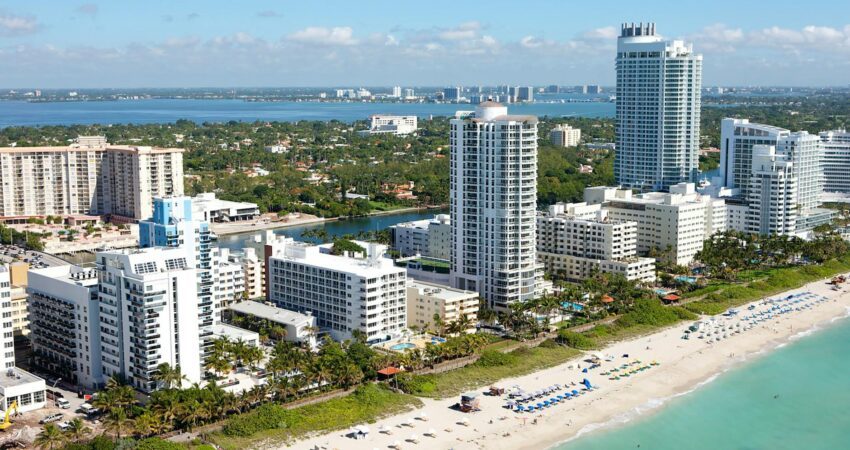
[28,265,99,287]
[228,301,315,327]
[213,323,259,341]
[0,367,45,390]
[407,280,478,302]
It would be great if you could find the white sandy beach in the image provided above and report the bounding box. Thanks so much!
[290,276,850,450]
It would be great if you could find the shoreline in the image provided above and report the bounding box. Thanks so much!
[293,276,850,450]
[210,205,445,237]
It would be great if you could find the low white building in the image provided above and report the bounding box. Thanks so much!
[357,115,418,136]
[537,203,656,283]
[390,214,451,260]
[266,236,407,343]
[192,193,260,222]
[228,301,317,349]
[585,183,726,266]
[550,124,582,147]
[212,323,260,348]
[406,281,479,334]
[0,368,46,413]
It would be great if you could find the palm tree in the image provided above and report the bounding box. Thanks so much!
[34,424,66,450]
[104,409,133,439]
[132,411,162,438]
[63,418,91,441]
[153,362,187,389]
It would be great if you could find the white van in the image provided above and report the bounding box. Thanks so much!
[56,398,71,409]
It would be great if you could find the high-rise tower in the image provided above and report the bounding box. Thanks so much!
[614,22,702,191]
[449,102,541,310]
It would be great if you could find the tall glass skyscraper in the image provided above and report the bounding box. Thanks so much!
[614,22,702,192]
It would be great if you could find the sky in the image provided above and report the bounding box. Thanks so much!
[1,0,849,88]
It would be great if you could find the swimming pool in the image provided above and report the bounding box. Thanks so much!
[390,343,416,351]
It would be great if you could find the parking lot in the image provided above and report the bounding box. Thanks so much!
[0,245,68,268]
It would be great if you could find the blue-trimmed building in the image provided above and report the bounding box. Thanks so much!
[139,197,216,359]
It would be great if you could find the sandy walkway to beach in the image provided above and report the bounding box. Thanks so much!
[290,277,850,450]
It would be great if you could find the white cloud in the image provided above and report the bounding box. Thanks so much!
[75,3,98,16]
[288,26,357,46]
[0,11,40,36]
[582,26,617,40]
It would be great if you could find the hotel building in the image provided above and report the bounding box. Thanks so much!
[266,236,407,343]
[586,183,726,266]
[28,266,104,390]
[96,247,202,392]
[537,203,656,283]
[820,129,850,193]
[614,23,702,191]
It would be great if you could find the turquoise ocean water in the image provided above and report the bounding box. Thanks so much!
[559,315,850,450]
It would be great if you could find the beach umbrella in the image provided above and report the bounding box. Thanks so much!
[427,428,436,437]
[419,412,428,421]
[392,440,402,449]
[572,390,579,396]
[409,434,419,444]
[537,402,545,409]
[516,405,525,412]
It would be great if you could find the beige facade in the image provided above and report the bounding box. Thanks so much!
[550,124,582,147]
[406,281,479,334]
[537,203,656,283]
[101,145,184,220]
[0,137,183,220]
[585,183,726,266]
[237,248,265,300]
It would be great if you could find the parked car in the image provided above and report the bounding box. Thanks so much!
[55,398,71,409]
[39,413,63,424]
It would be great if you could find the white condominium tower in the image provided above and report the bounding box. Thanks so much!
[718,118,790,199]
[819,130,850,193]
[96,247,202,392]
[449,102,540,310]
[718,118,828,234]
[748,145,797,236]
[614,23,702,192]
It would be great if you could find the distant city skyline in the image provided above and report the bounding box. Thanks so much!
[1,0,849,88]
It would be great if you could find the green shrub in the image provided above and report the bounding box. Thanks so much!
[222,403,291,437]
[557,330,596,350]
[396,373,437,395]
[134,438,184,450]
[476,350,517,367]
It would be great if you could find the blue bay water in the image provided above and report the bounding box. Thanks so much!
[215,208,445,254]
[0,98,614,127]
[559,317,850,450]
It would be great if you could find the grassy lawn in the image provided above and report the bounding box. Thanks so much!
[683,256,850,315]
[368,201,408,212]
[208,384,422,450]
[408,342,581,399]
